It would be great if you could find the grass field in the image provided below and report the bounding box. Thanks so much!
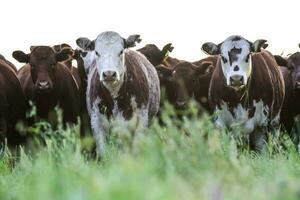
[1,102,300,200]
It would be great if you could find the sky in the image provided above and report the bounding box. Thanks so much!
[1,0,300,68]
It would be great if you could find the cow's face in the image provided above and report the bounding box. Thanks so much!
[76,31,141,88]
[287,53,300,89]
[202,35,268,90]
[13,46,72,92]
[171,62,213,109]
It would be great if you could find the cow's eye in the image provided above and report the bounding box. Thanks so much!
[95,51,100,57]
[221,56,228,63]
[119,50,124,56]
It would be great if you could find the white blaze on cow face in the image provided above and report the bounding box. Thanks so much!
[219,36,252,89]
[94,32,126,91]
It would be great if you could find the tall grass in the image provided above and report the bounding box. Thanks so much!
[0,102,300,200]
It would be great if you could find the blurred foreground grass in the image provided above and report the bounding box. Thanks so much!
[1,102,300,200]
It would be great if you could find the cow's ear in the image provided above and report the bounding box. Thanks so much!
[201,42,220,55]
[156,64,173,79]
[252,39,268,52]
[76,37,95,51]
[56,48,73,62]
[12,51,30,63]
[274,55,288,67]
[124,34,142,48]
[161,43,174,58]
[195,61,214,76]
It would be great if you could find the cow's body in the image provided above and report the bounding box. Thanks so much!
[0,59,26,146]
[77,32,160,157]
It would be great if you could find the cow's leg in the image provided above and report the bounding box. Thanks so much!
[90,103,108,158]
[0,116,7,156]
[249,125,268,151]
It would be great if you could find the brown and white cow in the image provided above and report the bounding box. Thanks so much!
[13,46,80,125]
[0,58,26,148]
[202,35,285,150]
[76,31,160,157]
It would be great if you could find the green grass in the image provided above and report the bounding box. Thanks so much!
[1,102,300,200]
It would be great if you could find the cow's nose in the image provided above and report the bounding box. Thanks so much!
[37,81,50,90]
[295,80,300,89]
[175,100,187,109]
[102,71,117,81]
[230,75,244,87]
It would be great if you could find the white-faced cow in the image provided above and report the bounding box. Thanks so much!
[202,35,285,150]
[76,31,160,157]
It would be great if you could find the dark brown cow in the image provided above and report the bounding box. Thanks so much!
[0,59,26,147]
[13,46,80,125]
[0,54,18,72]
[170,56,217,112]
[202,35,285,150]
[275,52,300,142]
[137,43,180,68]
[77,31,160,157]
[279,66,296,135]
[52,44,81,90]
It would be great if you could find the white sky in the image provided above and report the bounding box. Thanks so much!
[1,0,300,68]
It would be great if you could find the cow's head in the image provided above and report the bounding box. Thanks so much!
[52,43,74,69]
[76,31,141,89]
[282,52,300,89]
[74,48,96,75]
[171,61,214,109]
[13,46,72,92]
[202,35,268,90]
[138,43,174,66]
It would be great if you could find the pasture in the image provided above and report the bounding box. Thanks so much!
[0,102,299,200]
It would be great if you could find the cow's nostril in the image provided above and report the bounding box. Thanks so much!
[37,81,50,89]
[234,66,239,71]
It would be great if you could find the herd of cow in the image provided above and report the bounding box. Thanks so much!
[1,31,300,156]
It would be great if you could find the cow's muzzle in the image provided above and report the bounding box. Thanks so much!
[229,75,244,88]
[102,70,118,82]
[36,81,51,91]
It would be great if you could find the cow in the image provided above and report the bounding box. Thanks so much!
[0,58,26,148]
[202,35,285,150]
[52,43,82,90]
[13,46,80,126]
[137,43,180,68]
[0,54,18,72]
[170,56,217,112]
[76,31,160,157]
[275,52,300,142]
